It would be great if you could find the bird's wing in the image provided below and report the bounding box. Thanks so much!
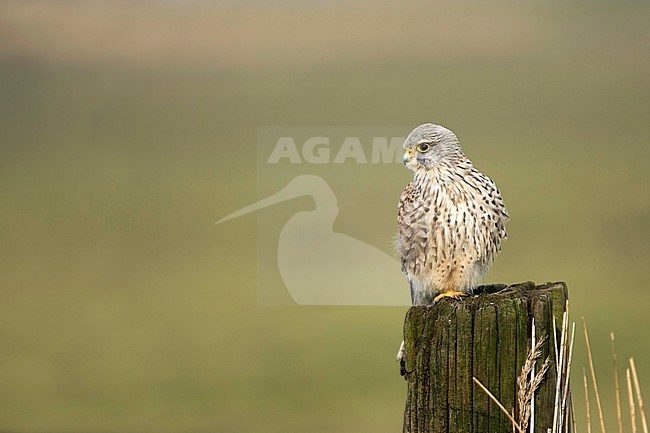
[464,169,509,256]
[397,181,431,274]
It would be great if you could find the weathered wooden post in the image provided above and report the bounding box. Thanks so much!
[401,281,569,433]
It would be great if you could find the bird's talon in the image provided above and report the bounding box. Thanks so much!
[434,291,468,303]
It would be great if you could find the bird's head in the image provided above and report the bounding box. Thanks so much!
[402,123,466,171]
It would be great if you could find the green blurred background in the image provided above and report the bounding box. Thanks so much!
[1,1,649,432]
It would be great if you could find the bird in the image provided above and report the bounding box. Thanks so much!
[396,123,509,305]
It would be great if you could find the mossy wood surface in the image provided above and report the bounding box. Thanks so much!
[402,281,569,433]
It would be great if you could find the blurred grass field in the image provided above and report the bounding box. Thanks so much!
[0,1,649,432]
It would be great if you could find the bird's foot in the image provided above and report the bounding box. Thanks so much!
[434,290,468,303]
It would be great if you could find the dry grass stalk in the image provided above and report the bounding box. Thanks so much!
[551,301,574,433]
[630,358,648,433]
[611,333,624,433]
[560,322,576,432]
[532,318,537,432]
[583,317,607,433]
[563,390,572,433]
[584,367,592,433]
[518,334,550,432]
[553,316,560,374]
[473,376,525,433]
[554,310,568,432]
[628,368,638,433]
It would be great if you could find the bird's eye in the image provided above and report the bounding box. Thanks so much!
[416,143,430,153]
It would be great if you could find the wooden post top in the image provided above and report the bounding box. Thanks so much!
[402,281,569,433]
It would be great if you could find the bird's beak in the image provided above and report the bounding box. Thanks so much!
[403,149,414,165]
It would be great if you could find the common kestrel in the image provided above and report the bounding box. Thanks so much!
[396,123,509,305]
